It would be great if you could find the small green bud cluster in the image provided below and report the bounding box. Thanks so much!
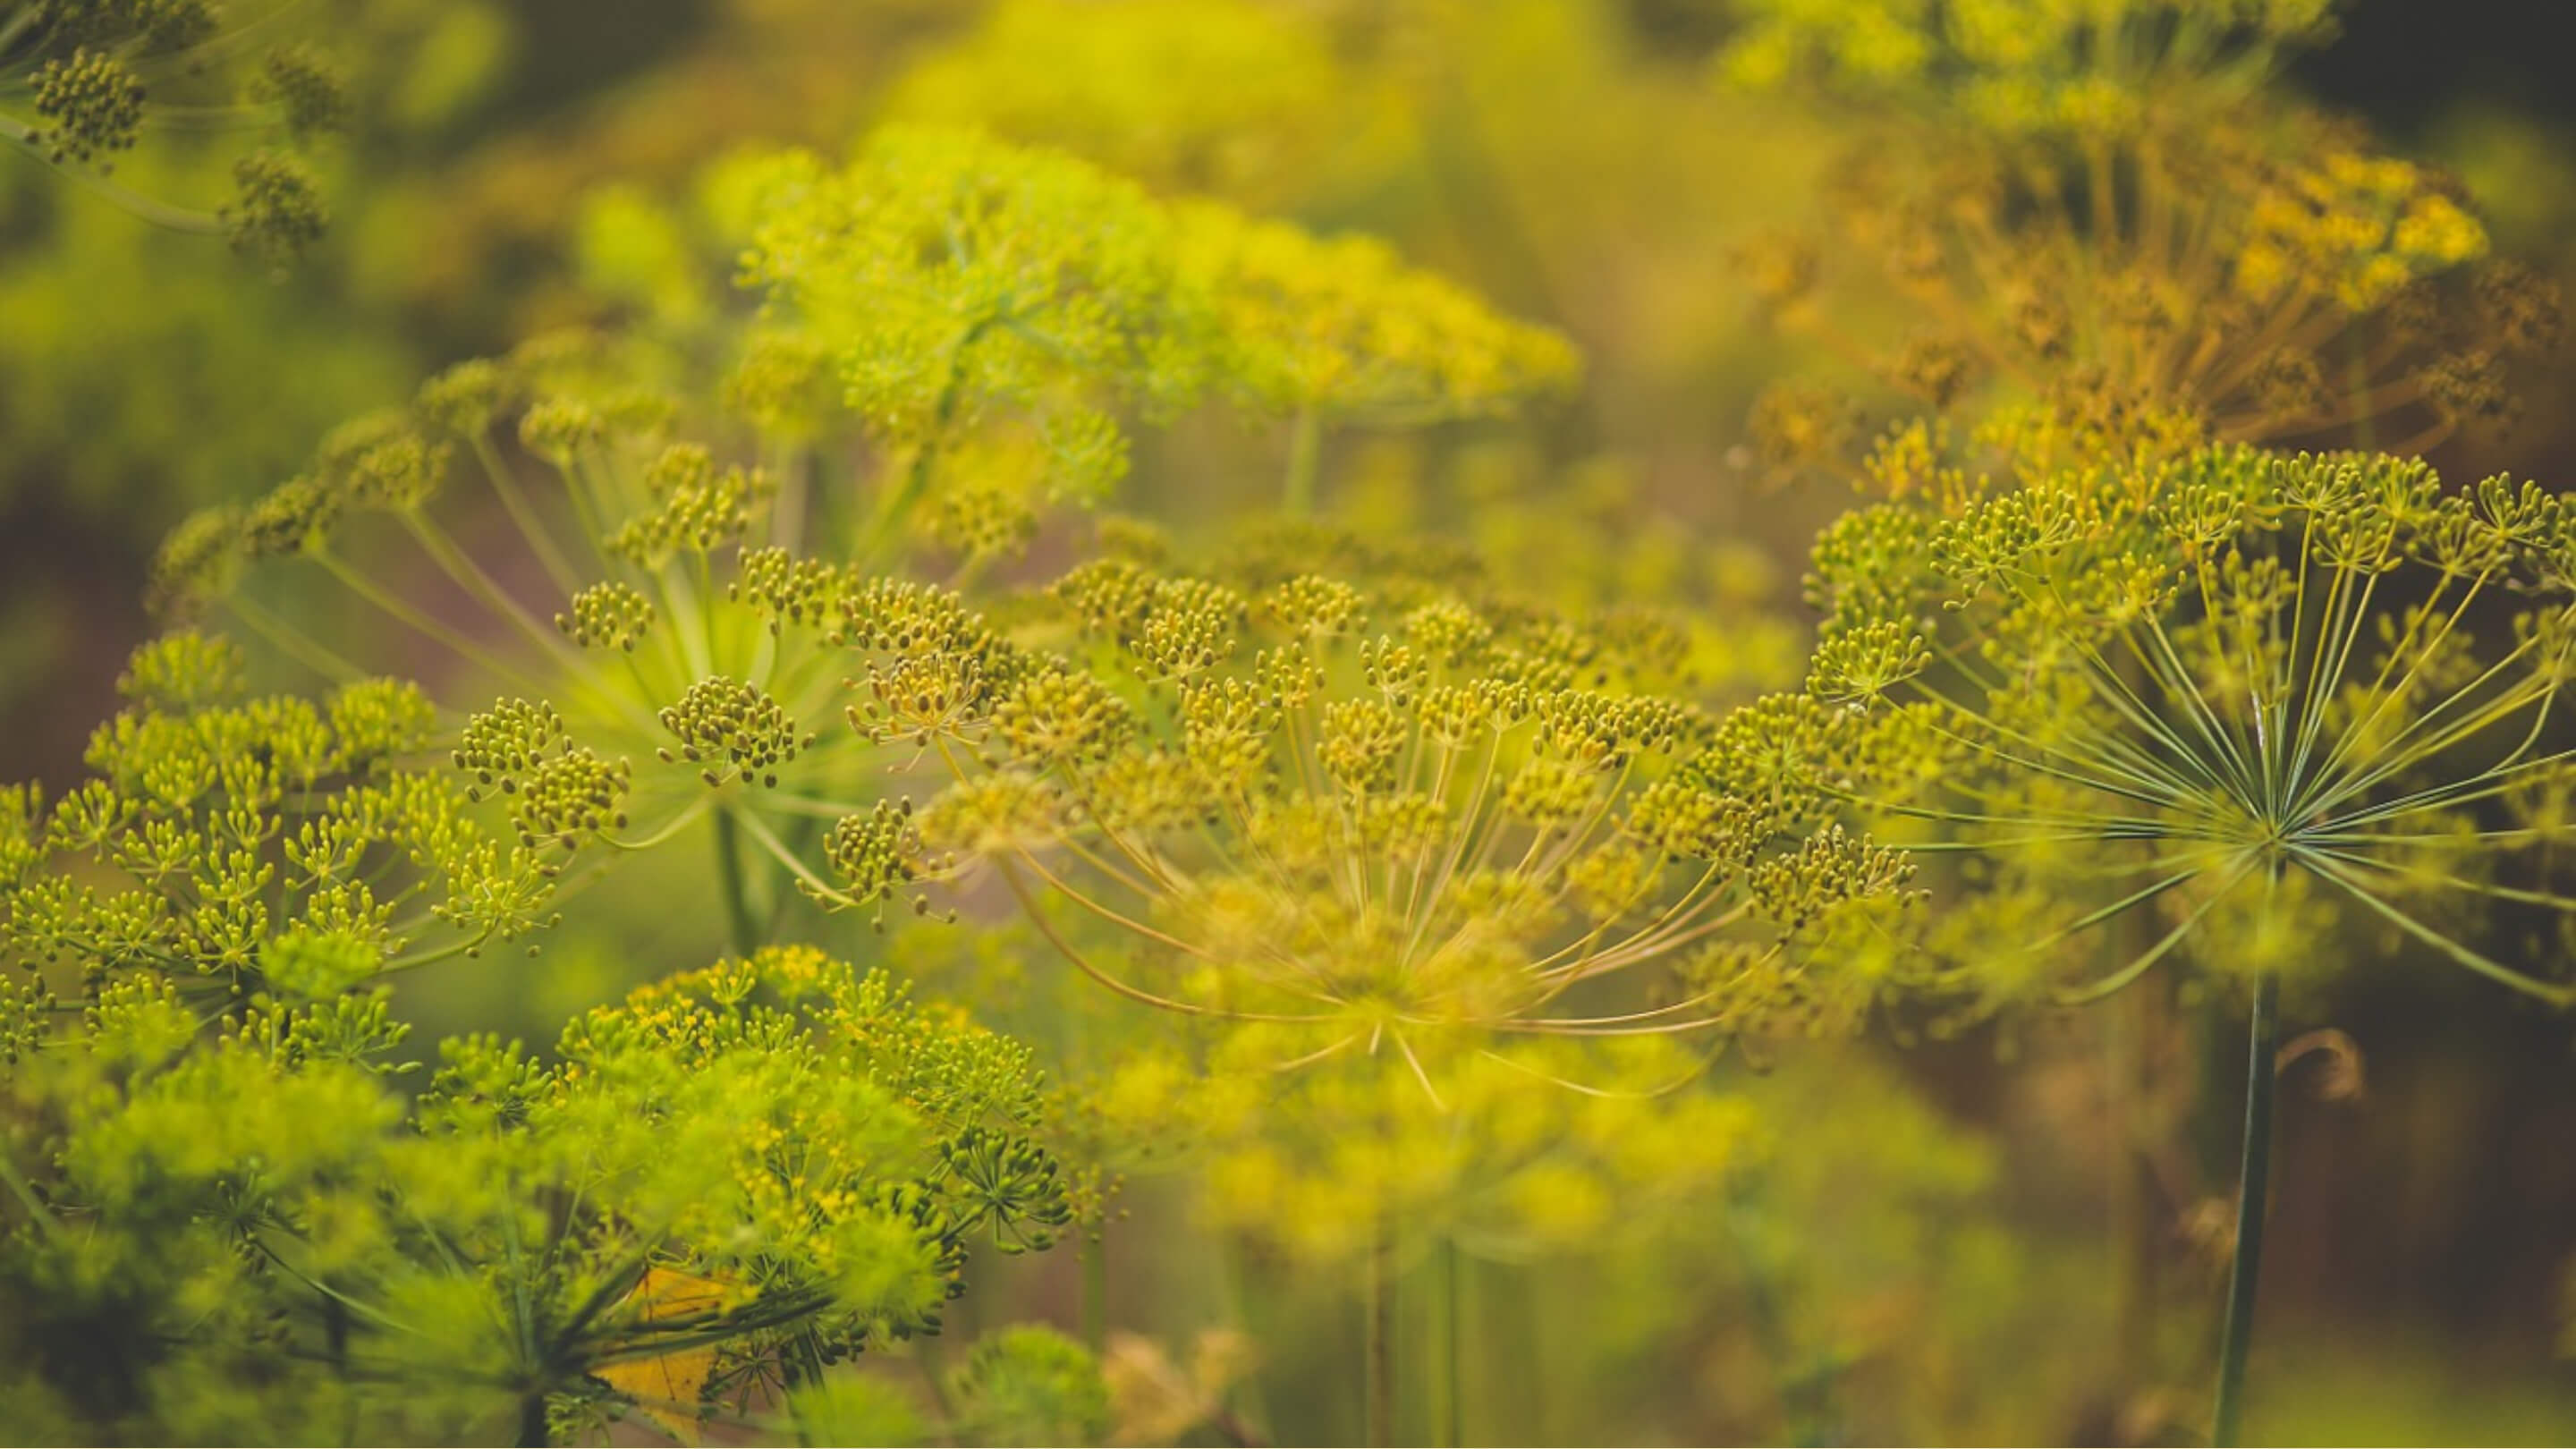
[607,445,772,564]
[836,580,1037,748]
[221,411,453,565]
[249,43,349,142]
[823,800,939,926]
[30,48,145,169]
[658,675,813,788]
[221,151,329,265]
[5,0,351,257]
[556,580,657,651]
[517,394,607,463]
[934,1123,1076,1254]
[992,669,1138,768]
[456,699,631,851]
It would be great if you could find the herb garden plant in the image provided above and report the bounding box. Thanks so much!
[5,1,2575,1445]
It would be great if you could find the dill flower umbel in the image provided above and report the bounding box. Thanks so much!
[0,942,1084,1444]
[886,542,1911,1056]
[154,126,1582,957]
[777,522,1913,1449]
[1726,0,2560,480]
[1801,443,2576,1011]
[1790,437,2576,1443]
[743,124,1578,515]
[0,631,578,997]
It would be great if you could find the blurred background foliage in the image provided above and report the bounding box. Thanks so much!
[6,0,2576,1443]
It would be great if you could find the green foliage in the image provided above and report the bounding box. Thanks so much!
[0,935,1078,1443]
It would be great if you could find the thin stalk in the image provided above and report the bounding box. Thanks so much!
[1219,1233,1279,1445]
[0,116,225,232]
[1436,1235,1463,1448]
[2108,973,2162,1385]
[712,807,759,955]
[2212,972,2278,1447]
[1080,1231,1106,1355]
[516,1389,550,1448]
[1365,1220,1394,1447]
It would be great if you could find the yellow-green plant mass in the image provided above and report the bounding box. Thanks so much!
[8,0,2576,1445]
[1,0,340,258]
[1731,0,2561,485]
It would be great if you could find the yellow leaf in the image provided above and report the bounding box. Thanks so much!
[597,1267,740,1445]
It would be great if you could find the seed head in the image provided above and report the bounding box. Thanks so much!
[221,151,327,264]
[557,581,657,652]
[31,49,145,170]
[658,677,811,788]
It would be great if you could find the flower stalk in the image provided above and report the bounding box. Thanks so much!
[2214,972,2280,1448]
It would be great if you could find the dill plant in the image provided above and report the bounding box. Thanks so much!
[0,951,1091,1445]
[1788,441,2576,1439]
[25,6,2567,1434]
[1724,0,2561,479]
[114,126,1640,1442]
[0,634,1096,1443]
[0,0,342,258]
[2,630,580,987]
[150,126,1580,966]
[837,522,1917,1441]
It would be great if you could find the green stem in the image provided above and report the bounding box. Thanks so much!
[1080,1230,1107,1354]
[1436,1235,1462,1448]
[1282,406,1322,518]
[2212,973,2279,1447]
[1726,1175,1830,1445]
[515,1389,550,1448]
[759,814,818,938]
[1218,1233,1277,1444]
[2112,981,2162,1385]
[0,116,226,233]
[712,807,759,955]
[0,1149,62,1243]
[1364,1221,1394,1447]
